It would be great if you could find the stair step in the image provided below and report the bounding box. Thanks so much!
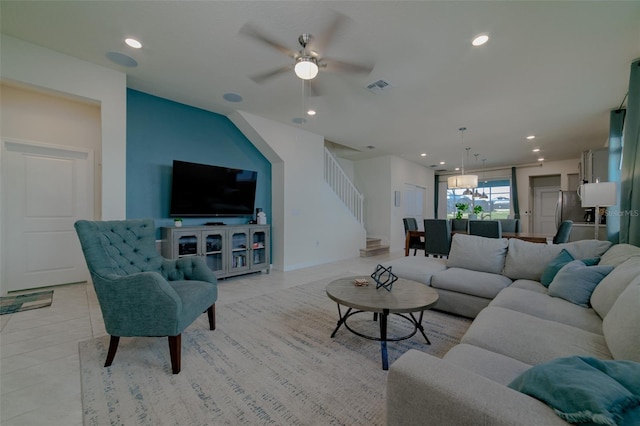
[365,238,382,249]
[359,245,390,257]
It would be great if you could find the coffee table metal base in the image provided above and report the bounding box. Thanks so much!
[330,304,431,370]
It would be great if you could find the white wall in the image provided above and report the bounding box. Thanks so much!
[229,111,363,271]
[1,35,127,219]
[354,155,434,252]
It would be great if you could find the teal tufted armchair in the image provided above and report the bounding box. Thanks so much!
[74,219,217,374]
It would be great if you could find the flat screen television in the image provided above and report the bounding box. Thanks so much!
[169,160,257,217]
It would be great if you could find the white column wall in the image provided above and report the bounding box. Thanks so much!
[229,111,363,271]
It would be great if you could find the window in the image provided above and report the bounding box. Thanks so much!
[446,179,511,220]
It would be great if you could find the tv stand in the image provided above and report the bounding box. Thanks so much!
[161,224,270,279]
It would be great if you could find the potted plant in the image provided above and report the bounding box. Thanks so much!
[468,204,483,219]
[174,218,183,227]
[454,202,469,220]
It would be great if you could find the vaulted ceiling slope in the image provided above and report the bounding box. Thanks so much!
[2,1,639,171]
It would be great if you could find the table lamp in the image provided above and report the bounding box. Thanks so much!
[580,181,617,240]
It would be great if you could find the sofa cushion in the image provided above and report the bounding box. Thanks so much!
[381,256,447,285]
[599,243,640,267]
[461,307,612,365]
[503,239,611,281]
[431,268,512,299]
[590,257,640,319]
[489,287,603,334]
[548,260,614,308]
[540,249,600,287]
[510,280,548,294]
[602,276,640,362]
[503,239,564,281]
[560,239,612,261]
[447,234,508,274]
[444,343,532,386]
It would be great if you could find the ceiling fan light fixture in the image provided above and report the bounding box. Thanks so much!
[294,57,319,80]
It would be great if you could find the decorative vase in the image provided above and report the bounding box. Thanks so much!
[174,219,183,228]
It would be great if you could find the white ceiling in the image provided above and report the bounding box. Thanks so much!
[2,1,639,172]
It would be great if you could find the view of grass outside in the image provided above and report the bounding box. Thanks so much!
[446,179,511,220]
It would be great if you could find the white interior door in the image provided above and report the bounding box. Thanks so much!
[533,186,560,234]
[3,140,93,292]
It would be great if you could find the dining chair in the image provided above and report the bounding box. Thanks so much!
[74,219,218,374]
[468,220,502,239]
[451,219,469,232]
[423,219,451,258]
[498,219,521,233]
[553,220,573,244]
[403,218,423,256]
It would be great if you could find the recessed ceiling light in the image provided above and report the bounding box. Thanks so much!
[125,38,142,49]
[538,157,545,162]
[455,167,460,171]
[421,153,427,157]
[223,93,243,103]
[439,161,446,165]
[532,148,541,152]
[472,34,489,47]
[307,109,316,116]
[526,135,536,140]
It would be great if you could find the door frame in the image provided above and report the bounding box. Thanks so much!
[1,137,94,295]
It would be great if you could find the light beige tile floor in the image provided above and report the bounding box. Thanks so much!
[0,251,402,426]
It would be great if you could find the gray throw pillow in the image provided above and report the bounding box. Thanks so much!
[447,234,508,274]
[548,260,614,307]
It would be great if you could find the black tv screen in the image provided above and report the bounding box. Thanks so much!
[170,160,257,217]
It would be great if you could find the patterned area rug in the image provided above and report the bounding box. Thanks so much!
[0,290,53,315]
[79,277,471,425]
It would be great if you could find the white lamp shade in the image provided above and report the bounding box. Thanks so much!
[580,182,617,207]
[447,174,478,189]
[294,58,319,80]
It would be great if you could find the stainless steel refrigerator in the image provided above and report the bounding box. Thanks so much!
[556,191,588,225]
[556,190,603,240]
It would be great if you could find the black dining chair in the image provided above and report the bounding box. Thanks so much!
[553,220,573,244]
[423,219,451,258]
[468,220,502,239]
[498,219,521,233]
[403,218,423,256]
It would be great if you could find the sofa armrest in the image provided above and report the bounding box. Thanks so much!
[387,350,567,426]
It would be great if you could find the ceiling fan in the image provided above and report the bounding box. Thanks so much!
[239,12,374,93]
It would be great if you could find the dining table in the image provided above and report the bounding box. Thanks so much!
[404,229,551,256]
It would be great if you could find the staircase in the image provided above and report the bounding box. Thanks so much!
[359,237,390,257]
[324,147,389,257]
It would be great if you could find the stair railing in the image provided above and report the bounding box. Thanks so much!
[324,147,364,224]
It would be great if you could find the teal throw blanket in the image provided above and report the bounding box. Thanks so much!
[508,356,640,425]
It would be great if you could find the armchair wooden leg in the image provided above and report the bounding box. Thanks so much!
[104,335,120,367]
[207,304,216,330]
[168,335,181,374]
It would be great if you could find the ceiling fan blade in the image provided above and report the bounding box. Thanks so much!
[239,23,296,57]
[310,11,350,54]
[250,65,293,83]
[321,58,374,74]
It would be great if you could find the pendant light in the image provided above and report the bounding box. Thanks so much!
[480,159,489,199]
[447,127,478,191]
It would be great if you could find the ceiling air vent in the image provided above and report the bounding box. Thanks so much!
[366,79,391,94]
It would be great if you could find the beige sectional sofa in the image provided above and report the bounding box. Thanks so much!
[384,237,640,425]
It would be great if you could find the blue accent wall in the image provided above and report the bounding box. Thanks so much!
[126,89,271,232]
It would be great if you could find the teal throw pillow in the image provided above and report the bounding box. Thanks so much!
[540,249,601,287]
[548,260,614,307]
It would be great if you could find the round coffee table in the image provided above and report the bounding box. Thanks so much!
[326,276,439,370]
